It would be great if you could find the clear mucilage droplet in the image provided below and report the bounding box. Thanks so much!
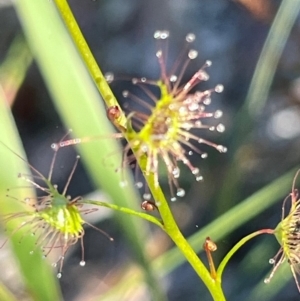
[143,193,151,200]
[122,90,129,98]
[214,110,223,119]
[172,167,180,178]
[215,84,224,93]
[186,33,196,43]
[216,124,225,133]
[154,30,169,40]
[105,72,114,83]
[170,75,177,82]
[80,260,86,267]
[216,145,227,153]
[188,50,198,60]
[176,188,185,197]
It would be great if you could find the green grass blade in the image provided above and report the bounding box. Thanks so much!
[13,1,166,300]
[0,282,18,301]
[216,0,300,214]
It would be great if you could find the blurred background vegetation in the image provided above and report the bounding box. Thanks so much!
[1,0,300,300]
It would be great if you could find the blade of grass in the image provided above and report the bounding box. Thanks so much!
[216,0,300,214]
[13,1,166,300]
[0,34,32,106]
[0,281,18,301]
[0,87,62,300]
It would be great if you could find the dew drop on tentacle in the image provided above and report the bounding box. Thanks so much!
[188,102,199,111]
[216,123,225,133]
[156,50,162,58]
[135,182,143,189]
[171,197,177,202]
[204,60,212,67]
[104,72,114,83]
[57,273,62,279]
[215,84,224,93]
[51,143,59,151]
[201,153,208,159]
[79,260,86,267]
[172,167,180,179]
[196,175,204,181]
[188,50,198,60]
[122,90,129,98]
[186,33,196,43]
[214,110,223,119]
[143,193,151,200]
[216,145,227,153]
[264,278,270,284]
[170,75,177,82]
[269,258,275,264]
[153,30,169,40]
[176,188,185,197]
[203,97,211,105]
[192,167,199,175]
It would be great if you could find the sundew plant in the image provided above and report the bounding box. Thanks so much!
[1,1,300,301]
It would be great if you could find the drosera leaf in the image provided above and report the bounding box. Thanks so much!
[0,135,114,279]
[54,31,227,202]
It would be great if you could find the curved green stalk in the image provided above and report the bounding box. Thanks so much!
[53,0,127,129]
[15,1,166,300]
[217,229,274,280]
[53,1,226,300]
[144,172,226,301]
[83,200,163,229]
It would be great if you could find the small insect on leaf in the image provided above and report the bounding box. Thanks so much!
[265,169,300,292]
[0,134,113,278]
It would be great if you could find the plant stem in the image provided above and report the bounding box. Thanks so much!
[53,0,127,130]
[83,200,164,229]
[217,229,274,280]
[145,173,226,301]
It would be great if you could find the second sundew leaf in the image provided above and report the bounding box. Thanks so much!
[0,91,62,300]
[14,1,166,300]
